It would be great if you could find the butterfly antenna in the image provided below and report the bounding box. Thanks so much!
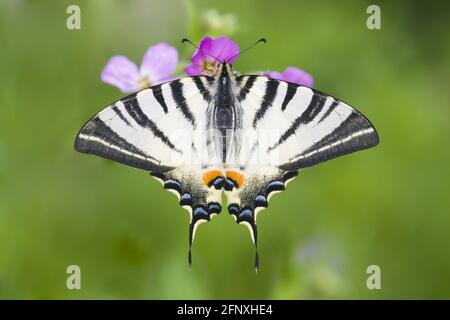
[227,38,267,63]
[181,38,222,64]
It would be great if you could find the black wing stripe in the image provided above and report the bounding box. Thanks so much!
[252,79,279,128]
[75,118,173,172]
[76,117,145,157]
[152,85,168,113]
[123,94,182,154]
[170,80,196,128]
[297,93,328,124]
[268,93,327,151]
[192,77,211,101]
[279,112,379,170]
[317,98,339,123]
[281,83,297,111]
[112,104,131,126]
[237,75,257,102]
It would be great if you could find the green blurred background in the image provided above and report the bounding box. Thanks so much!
[1,0,449,299]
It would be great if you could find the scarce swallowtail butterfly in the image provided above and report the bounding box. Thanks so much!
[75,61,379,271]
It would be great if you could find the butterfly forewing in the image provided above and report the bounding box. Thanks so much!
[236,75,379,171]
[75,77,212,172]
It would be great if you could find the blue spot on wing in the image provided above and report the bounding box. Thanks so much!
[180,193,192,206]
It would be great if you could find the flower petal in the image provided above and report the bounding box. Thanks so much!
[184,37,212,76]
[101,55,140,93]
[185,36,241,77]
[185,64,204,76]
[208,36,240,63]
[140,42,178,83]
[264,67,314,87]
[263,71,284,81]
[282,67,314,87]
[195,36,214,61]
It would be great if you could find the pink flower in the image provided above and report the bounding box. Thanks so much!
[101,43,179,93]
[264,67,314,88]
[185,36,240,76]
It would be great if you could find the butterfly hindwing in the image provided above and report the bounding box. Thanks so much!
[151,166,222,267]
[224,167,298,270]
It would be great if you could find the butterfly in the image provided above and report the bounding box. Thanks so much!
[75,62,379,270]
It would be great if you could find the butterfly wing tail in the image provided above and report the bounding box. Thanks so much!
[151,167,222,268]
[226,169,298,271]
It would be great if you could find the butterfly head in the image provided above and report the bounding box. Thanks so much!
[182,38,267,80]
[215,62,236,80]
[213,38,268,79]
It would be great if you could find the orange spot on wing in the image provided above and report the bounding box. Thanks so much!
[202,170,223,186]
[226,171,245,188]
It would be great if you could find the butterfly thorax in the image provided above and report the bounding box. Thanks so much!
[207,63,243,167]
